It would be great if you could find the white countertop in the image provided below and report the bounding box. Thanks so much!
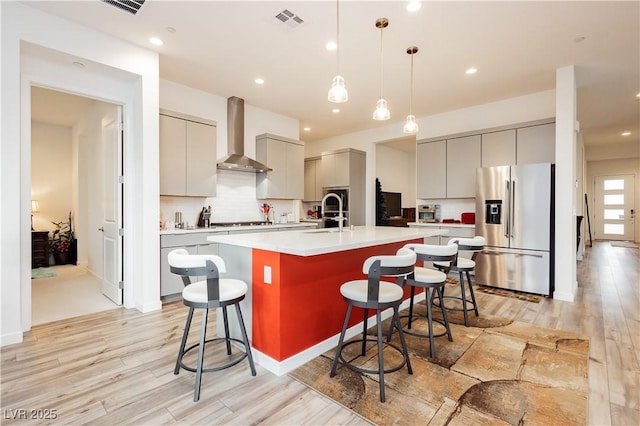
[160,222,315,235]
[408,222,476,229]
[207,226,446,256]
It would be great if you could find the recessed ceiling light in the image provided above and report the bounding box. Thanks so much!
[636,92,640,99]
[465,67,477,75]
[149,37,164,46]
[303,127,311,132]
[332,108,340,113]
[326,41,337,51]
[621,130,631,136]
[255,78,265,85]
[407,1,422,12]
[71,61,85,68]
[166,27,176,34]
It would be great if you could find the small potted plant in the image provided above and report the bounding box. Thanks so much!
[49,213,75,265]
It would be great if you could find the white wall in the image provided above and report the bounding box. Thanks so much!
[31,122,73,234]
[375,144,416,209]
[2,2,159,345]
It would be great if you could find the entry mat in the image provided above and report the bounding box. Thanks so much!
[445,278,543,303]
[290,308,588,425]
[31,267,56,279]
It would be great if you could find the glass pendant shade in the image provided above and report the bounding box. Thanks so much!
[403,114,419,134]
[328,75,348,103]
[373,98,390,120]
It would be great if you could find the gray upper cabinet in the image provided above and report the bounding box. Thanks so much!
[417,120,555,200]
[304,157,323,202]
[516,123,555,164]
[416,140,446,199]
[159,110,217,197]
[481,129,516,167]
[256,133,304,199]
[446,135,481,198]
[321,150,352,188]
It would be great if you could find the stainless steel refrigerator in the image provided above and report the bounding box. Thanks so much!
[475,163,554,297]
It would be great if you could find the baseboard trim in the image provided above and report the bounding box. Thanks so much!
[1,331,24,347]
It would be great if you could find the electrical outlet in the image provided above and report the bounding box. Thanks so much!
[264,265,272,284]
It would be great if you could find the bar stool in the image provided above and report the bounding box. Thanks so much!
[168,249,256,402]
[432,236,485,327]
[388,243,459,358]
[330,247,416,403]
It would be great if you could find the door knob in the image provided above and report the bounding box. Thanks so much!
[98,227,104,232]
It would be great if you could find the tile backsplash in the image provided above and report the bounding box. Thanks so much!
[160,170,300,227]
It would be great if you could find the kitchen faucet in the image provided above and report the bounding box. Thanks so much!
[321,192,345,232]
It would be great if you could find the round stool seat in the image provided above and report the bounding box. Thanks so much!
[413,266,447,284]
[340,280,404,303]
[433,257,475,271]
[183,278,248,304]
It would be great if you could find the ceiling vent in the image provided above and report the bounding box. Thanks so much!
[275,9,304,28]
[101,0,146,15]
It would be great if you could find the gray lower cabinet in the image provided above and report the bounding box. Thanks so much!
[160,225,317,297]
[160,233,222,297]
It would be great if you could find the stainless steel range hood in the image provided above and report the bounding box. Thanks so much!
[217,96,271,173]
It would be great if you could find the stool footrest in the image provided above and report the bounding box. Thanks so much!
[398,313,450,339]
[432,295,477,313]
[177,337,250,374]
[337,338,409,375]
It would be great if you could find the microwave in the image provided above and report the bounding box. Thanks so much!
[418,204,441,223]
[322,187,349,212]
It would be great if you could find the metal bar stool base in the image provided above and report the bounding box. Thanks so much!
[177,337,251,374]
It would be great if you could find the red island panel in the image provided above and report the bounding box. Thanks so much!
[251,238,422,361]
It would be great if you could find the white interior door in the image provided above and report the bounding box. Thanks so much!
[594,174,636,241]
[101,106,123,304]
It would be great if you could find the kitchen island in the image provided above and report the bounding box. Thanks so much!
[207,226,445,375]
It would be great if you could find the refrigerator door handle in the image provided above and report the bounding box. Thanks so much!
[511,180,516,238]
[505,180,510,238]
[483,249,545,259]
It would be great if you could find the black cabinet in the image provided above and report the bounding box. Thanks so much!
[32,231,49,268]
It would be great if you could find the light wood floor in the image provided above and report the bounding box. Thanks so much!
[2,241,638,425]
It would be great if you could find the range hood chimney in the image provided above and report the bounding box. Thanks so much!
[216,96,272,173]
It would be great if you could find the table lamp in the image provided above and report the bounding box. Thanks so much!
[31,200,39,230]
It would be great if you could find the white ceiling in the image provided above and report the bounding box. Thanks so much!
[26,1,639,149]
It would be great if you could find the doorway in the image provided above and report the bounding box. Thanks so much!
[594,174,636,241]
[30,86,122,324]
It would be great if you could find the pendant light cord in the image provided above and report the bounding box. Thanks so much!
[409,51,414,114]
[379,26,384,99]
[336,0,340,74]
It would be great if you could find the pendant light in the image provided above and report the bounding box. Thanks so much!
[373,18,390,121]
[403,46,419,134]
[328,0,348,103]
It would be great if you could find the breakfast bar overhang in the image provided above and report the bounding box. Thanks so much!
[207,226,446,375]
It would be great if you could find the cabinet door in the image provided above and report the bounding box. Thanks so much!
[197,243,218,255]
[304,159,316,201]
[160,245,196,296]
[446,135,481,198]
[416,140,446,199]
[333,151,350,187]
[482,129,516,167]
[159,115,187,195]
[517,123,555,164]
[287,142,304,199]
[321,153,336,188]
[186,121,217,196]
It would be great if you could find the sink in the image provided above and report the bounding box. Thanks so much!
[303,229,341,234]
